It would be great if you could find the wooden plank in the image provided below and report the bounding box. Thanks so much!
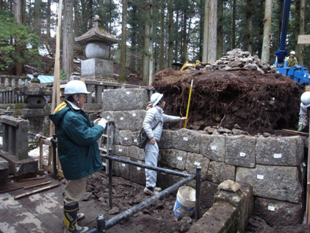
[14,184,61,200]
[281,129,309,137]
[298,35,310,44]
[23,181,52,189]
[306,122,310,225]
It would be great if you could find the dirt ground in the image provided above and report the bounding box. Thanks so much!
[84,171,310,233]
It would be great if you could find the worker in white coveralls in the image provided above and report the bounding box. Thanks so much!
[50,80,107,233]
[143,92,187,195]
[297,91,310,132]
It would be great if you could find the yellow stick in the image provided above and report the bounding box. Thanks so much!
[184,80,193,128]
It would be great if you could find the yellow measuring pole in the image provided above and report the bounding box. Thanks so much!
[184,80,193,128]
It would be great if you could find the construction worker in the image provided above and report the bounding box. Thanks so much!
[143,92,187,195]
[286,51,298,67]
[49,80,107,233]
[297,91,310,132]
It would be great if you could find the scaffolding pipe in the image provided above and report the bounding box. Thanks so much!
[86,174,196,233]
[102,154,191,178]
[52,134,57,179]
[195,167,201,220]
[108,158,112,209]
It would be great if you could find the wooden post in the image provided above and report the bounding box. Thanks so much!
[50,0,63,137]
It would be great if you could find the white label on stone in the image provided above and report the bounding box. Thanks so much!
[107,116,110,119]
[240,152,246,157]
[126,91,130,94]
[119,149,122,152]
[124,137,128,140]
[137,167,141,170]
[122,164,126,167]
[120,117,124,120]
[273,153,282,158]
[134,139,137,142]
[132,113,136,117]
[183,137,188,141]
[303,162,306,167]
[211,146,217,150]
[177,157,183,161]
[194,161,201,166]
[268,206,275,211]
[257,175,264,180]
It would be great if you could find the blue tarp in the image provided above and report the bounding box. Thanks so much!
[27,74,54,83]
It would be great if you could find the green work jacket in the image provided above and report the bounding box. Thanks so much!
[49,100,104,180]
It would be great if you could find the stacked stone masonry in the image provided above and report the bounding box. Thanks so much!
[101,88,306,227]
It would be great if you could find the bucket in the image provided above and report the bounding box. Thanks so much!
[173,186,196,217]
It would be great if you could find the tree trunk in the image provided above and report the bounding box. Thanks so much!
[159,0,165,71]
[148,0,154,85]
[208,0,217,63]
[119,0,128,80]
[202,0,209,62]
[14,0,25,75]
[34,0,41,36]
[298,0,305,65]
[46,0,51,38]
[167,0,173,67]
[129,3,137,72]
[231,0,236,49]
[62,0,74,78]
[142,0,151,83]
[181,2,188,63]
[217,0,223,59]
[261,0,272,62]
[244,0,252,53]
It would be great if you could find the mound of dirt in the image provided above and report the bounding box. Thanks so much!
[152,68,304,135]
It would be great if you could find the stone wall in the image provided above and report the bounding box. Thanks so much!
[101,88,306,227]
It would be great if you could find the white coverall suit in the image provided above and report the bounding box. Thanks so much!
[143,106,181,188]
[298,103,308,127]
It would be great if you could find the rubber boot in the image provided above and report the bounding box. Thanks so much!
[63,203,88,233]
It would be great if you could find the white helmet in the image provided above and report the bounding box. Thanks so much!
[64,80,90,94]
[151,93,163,106]
[301,92,310,108]
[290,51,295,55]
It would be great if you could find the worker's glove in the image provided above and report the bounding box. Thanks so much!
[93,118,101,125]
[97,118,107,129]
[297,125,305,132]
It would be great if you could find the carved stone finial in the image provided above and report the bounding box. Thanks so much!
[31,73,40,83]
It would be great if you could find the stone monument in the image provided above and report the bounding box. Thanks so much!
[75,15,119,81]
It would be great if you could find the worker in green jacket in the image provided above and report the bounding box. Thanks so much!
[286,51,298,67]
[50,80,107,233]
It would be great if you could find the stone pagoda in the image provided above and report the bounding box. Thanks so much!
[75,15,119,81]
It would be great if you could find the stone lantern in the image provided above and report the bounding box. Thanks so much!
[15,73,52,134]
[75,15,119,80]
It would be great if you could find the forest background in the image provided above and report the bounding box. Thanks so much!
[0,0,309,84]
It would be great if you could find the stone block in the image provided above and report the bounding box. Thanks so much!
[0,157,9,180]
[157,169,183,190]
[236,165,302,203]
[102,88,148,111]
[128,146,145,161]
[81,58,113,79]
[101,110,145,131]
[171,128,200,153]
[116,156,130,180]
[187,202,238,233]
[200,134,226,162]
[119,130,133,146]
[254,197,303,226]
[256,136,304,166]
[225,135,256,168]
[187,180,218,209]
[113,145,128,157]
[158,130,173,149]
[1,116,29,160]
[129,158,145,186]
[185,153,210,180]
[160,149,187,170]
[214,182,254,232]
[206,161,235,184]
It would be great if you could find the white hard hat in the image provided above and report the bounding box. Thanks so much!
[290,51,295,55]
[151,93,163,106]
[64,80,90,94]
[301,92,310,108]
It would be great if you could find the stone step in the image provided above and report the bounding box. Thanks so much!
[0,157,9,180]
